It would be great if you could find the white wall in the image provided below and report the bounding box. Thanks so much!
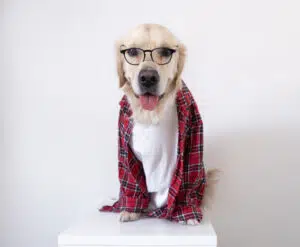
[2,0,300,247]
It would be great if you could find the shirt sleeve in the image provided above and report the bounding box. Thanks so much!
[187,101,206,206]
[117,112,150,213]
[171,102,206,222]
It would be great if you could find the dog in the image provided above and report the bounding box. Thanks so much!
[100,24,219,225]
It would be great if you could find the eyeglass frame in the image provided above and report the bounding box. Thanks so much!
[120,47,176,65]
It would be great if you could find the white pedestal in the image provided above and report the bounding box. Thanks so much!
[58,212,217,247]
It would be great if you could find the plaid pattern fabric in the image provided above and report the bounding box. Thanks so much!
[100,82,206,222]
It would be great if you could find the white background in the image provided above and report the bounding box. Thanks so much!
[2,0,300,247]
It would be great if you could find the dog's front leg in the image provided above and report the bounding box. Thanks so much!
[119,211,141,222]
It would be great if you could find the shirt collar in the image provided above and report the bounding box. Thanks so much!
[119,95,132,117]
[176,81,192,118]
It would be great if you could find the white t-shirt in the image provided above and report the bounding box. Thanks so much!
[130,103,178,209]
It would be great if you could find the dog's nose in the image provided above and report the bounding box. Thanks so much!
[138,69,159,88]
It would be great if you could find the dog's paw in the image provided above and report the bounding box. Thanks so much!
[119,211,141,222]
[179,219,200,225]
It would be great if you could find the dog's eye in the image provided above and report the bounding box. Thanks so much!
[123,48,144,65]
[152,48,175,65]
[126,48,139,57]
[158,48,172,57]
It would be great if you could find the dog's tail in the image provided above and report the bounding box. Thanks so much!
[201,168,221,210]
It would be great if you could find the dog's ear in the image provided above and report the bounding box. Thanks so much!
[174,42,187,88]
[115,40,127,88]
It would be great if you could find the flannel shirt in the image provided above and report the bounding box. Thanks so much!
[100,82,206,222]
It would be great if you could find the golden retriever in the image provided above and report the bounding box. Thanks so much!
[113,24,219,225]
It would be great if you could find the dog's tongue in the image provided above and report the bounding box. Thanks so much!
[139,95,159,111]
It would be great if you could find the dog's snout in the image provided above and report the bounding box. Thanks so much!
[138,69,159,89]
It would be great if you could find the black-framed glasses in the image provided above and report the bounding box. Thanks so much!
[120,47,176,65]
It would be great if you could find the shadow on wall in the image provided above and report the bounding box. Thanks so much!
[205,127,299,247]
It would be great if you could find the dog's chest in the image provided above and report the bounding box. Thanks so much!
[130,104,178,208]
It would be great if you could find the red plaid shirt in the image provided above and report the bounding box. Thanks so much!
[100,82,206,222]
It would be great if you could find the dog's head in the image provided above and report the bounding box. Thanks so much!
[116,24,186,123]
